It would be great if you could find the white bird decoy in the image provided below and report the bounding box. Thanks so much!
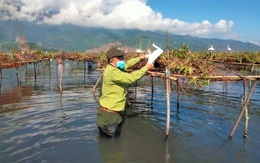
[208,45,215,51]
[227,45,231,51]
[145,43,163,65]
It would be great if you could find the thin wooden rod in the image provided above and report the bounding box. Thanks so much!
[228,80,258,140]
[92,72,103,93]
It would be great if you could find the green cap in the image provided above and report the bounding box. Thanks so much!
[106,47,126,59]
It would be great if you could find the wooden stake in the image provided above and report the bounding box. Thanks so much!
[57,58,64,92]
[49,60,51,85]
[228,80,258,140]
[16,67,21,84]
[84,60,86,83]
[34,62,37,80]
[165,69,171,138]
[165,30,171,139]
[176,79,180,113]
[59,71,63,92]
[210,51,213,61]
[151,76,154,108]
[26,64,28,76]
[0,68,2,88]
[251,63,254,72]
[243,79,249,138]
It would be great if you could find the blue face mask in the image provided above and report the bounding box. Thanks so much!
[116,60,125,70]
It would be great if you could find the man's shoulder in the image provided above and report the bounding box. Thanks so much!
[104,65,121,75]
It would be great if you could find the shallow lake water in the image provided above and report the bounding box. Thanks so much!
[0,60,259,163]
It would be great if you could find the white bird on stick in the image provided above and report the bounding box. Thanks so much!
[227,45,231,51]
[208,45,215,51]
[145,43,163,65]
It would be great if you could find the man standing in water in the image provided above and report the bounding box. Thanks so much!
[97,47,157,137]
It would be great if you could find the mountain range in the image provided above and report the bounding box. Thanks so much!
[0,20,260,53]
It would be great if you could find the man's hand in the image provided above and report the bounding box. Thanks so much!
[145,63,154,71]
[139,54,146,60]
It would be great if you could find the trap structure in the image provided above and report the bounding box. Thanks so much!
[1,46,260,140]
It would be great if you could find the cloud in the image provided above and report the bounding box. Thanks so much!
[0,0,234,39]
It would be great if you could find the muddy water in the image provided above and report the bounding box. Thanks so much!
[0,60,259,163]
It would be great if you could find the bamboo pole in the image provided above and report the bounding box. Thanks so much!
[165,68,171,138]
[172,74,260,81]
[49,59,52,68]
[165,30,171,139]
[16,67,21,84]
[0,68,2,89]
[151,76,154,108]
[57,58,64,92]
[122,69,260,82]
[84,60,86,71]
[243,79,249,138]
[26,64,28,76]
[251,63,255,72]
[33,62,37,80]
[176,79,180,113]
[49,59,52,86]
[228,80,258,140]
[84,60,86,83]
[214,61,260,66]
[210,51,213,61]
[147,71,177,81]
[59,71,63,92]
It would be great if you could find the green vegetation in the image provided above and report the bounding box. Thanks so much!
[1,44,259,86]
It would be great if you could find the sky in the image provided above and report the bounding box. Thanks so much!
[0,0,259,45]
